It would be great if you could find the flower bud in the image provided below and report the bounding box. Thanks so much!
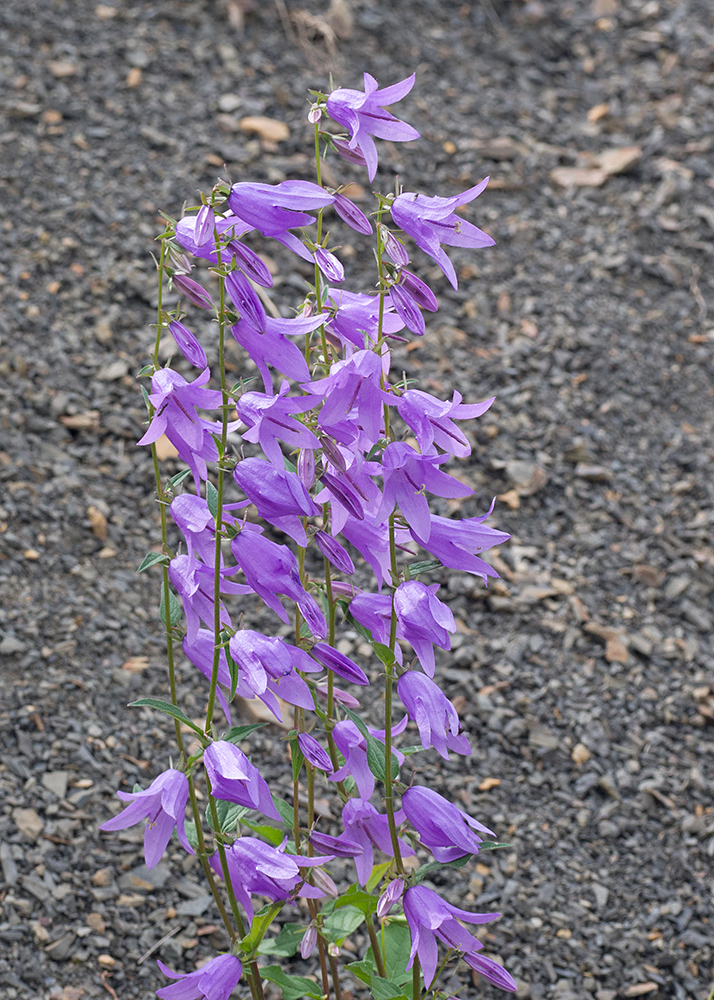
[316,684,361,708]
[300,925,317,959]
[331,137,367,167]
[297,732,333,773]
[297,449,316,488]
[333,192,373,236]
[308,105,322,124]
[314,531,355,576]
[377,877,405,918]
[173,274,215,310]
[380,226,410,267]
[194,204,215,247]
[312,867,339,899]
[319,437,348,475]
[168,320,207,369]
[314,247,345,284]
[327,942,340,958]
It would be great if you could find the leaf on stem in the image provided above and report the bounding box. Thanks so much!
[206,480,219,520]
[137,550,169,573]
[159,580,182,629]
[128,697,204,738]
[258,923,306,958]
[223,723,267,743]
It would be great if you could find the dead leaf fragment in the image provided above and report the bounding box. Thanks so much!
[48,60,79,78]
[87,505,108,541]
[497,488,520,510]
[571,743,591,765]
[585,622,629,663]
[550,167,607,188]
[595,146,641,176]
[624,985,658,998]
[59,410,100,431]
[126,67,142,87]
[478,777,501,791]
[122,656,150,674]
[587,102,610,122]
[239,116,289,143]
[326,0,353,38]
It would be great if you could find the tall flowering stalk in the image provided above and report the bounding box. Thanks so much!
[99,71,517,1000]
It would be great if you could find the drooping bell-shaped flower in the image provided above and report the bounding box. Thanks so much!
[228,180,334,262]
[391,178,494,289]
[156,953,243,1000]
[340,799,415,886]
[401,786,494,862]
[309,642,369,685]
[326,73,420,182]
[233,458,319,545]
[332,191,373,235]
[396,670,470,759]
[397,389,494,458]
[232,312,328,393]
[325,289,405,350]
[303,349,393,451]
[203,741,280,820]
[99,769,194,869]
[236,380,319,468]
[410,505,510,583]
[393,580,455,677]
[328,720,373,800]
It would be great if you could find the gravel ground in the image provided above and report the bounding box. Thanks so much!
[1,1,713,999]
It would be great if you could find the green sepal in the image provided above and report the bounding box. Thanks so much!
[477,840,512,850]
[225,645,239,700]
[168,468,192,489]
[260,967,322,1000]
[223,723,267,744]
[128,697,204,738]
[136,363,154,378]
[140,384,152,412]
[137,550,169,573]
[408,559,442,577]
[159,580,182,629]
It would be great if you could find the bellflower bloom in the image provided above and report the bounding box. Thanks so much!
[309,830,364,858]
[225,269,267,332]
[231,312,328,393]
[397,671,470,759]
[99,769,194,869]
[173,273,215,309]
[203,741,280,820]
[234,458,319,545]
[410,506,510,583]
[340,514,396,590]
[170,494,247,566]
[325,289,404,350]
[168,320,207,369]
[403,886,505,989]
[156,954,243,1000]
[401,786,494,862]
[230,525,327,637]
[213,838,329,921]
[228,180,334,262]
[175,212,250,263]
[303,349,393,450]
[397,389,494,458]
[228,630,293,695]
[341,799,414,886]
[391,178,494,289]
[236,380,319,468]
[329,720,373,799]
[301,926,318,960]
[348,592,394,648]
[297,732,333,773]
[169,553,247,644]
[377,442,473,540]
[394,581,455,676]
[326,73,419,182]
[183,630,234,723]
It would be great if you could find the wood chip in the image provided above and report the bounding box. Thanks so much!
[497,488,520,510]
[59,410,100,431]
[585,622,629,663]
[126,67,142,87]
[87,505,108,541]
[595,145,642,175]
[550,167,607,188]
[121,656,150,673]
[587,102,610,122]
[479,777,501,791]
[97,955,116,967]
[239,116,290,143]
[571,742,591,765]
[624,985,658,997]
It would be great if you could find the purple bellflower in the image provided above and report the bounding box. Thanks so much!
[228,629,293,697]
[396,670,470,759]
[401,786,494,862]
[231,312,328,393]
[388,282,426,336]
[410,506,510,583]
[183,630,234,723]
[230,525,327,637]
[228,180,334,262]
[377,442,473,541]
[203,741,280,821]
[213,837,329,921]
[329,720,374,800]
[397,389,494,458]
[314,530,355,576]
[297,732,333,773]
[403,886,510,990]
[309,642,369,685]
[156,953,243,1000]
[341,799,415,886]
[314,247,345,284]
[236,380,319,468]
[391,178,494,289]
[303,349,393,451]
[331,191,373,235]
[168,320,207,369]
[169,553,249,645]
[309,829,364,858]
[326,73,420,182]
[170,494,248,566]
[394,581,455,677]
[325,289,405,351]
[99,769,194,869]
[225,268,267,332]
[233,458,319,545]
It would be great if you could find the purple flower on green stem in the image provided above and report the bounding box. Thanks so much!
[309,642,369,685]
[228,180,334,262]
[231,312,328,393]
[314,247,345,283]
[228,629,293,696]
[225,269,267,332]
[309,830,364,858]
[194,204,215,246]
[410,505,510,583]
[401,786,493,862]
[377,878,404,918]
[314,530,355,576]
[329,720,373,799]
[303,349,393,450]
[183,630,234,723]
[99,769,194,869]
[168,320,207,369]
[236,380,319,468]
[397,389,494,458]
[376,442,473,541]
[230,525,327,637]
[341,799,414,886]
[203,741,280,820]
[326,73,420,182]
[156,953,243,1000]
[172,273,215,309]
[325,289,404,350]
[332,191,373,235]
[233,458,319,545]
[388,282,425,336]
[396,671,470,759]
[394,581,455,676]
[391,178,494,289]
[403,886,509,990]
[297,732,333,773]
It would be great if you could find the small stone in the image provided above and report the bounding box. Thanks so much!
[87,912,106,933]
[571,743,591,765]
[505,459,548,496]
[92,868,113,887]
[12,807,44,841]
[42,771,70,799]
[575,463,612,482]
[664,575,690,600]
[0,635,26,655]
[551,167,607,188]
[48,60,79,78]
[177,895,213,917]
[46,931,75,960]
[239,116,290,143]
[218,93,241,113]
[97,954,116,967]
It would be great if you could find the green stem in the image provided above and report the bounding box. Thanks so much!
[328,949,343,1000]
[367,919,387,979]
[384,513,403,872]
[187,776,236,940]
[412,954,421,1000]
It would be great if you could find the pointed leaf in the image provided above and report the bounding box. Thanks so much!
[129,697,204,737]
[137,550,169,573]
[206,480,219,520]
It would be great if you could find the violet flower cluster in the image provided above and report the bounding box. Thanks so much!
[99,70,517,1000]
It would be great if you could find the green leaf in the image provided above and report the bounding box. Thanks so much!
[370,977,410,1000]
[273,797,296,827]
[322,903,365,944]
[136,363,154,377]
[168,468,192,488]
[258,923,305,958]
[371,923,412,985]
[137,550,169,573]
[159,580,182,629]
[129,698,204,738]
[408,559,442,577]
[223,723,266,744]
[183,819,200,852]
[283,455,297,474]
[208,799,248,834]
[141,384,151,412]
[241,820,285,847]
[225,647,239,701]
[206,480,219,520]
[240,903,283,955]
[372,642,395,668]
[260,966,323,1000]
[290,738,305,783]
[345,959,375,986]
[478,840,512,851]
[413,853,473,883]
[365,861,393,894]
[334,884,378,918]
